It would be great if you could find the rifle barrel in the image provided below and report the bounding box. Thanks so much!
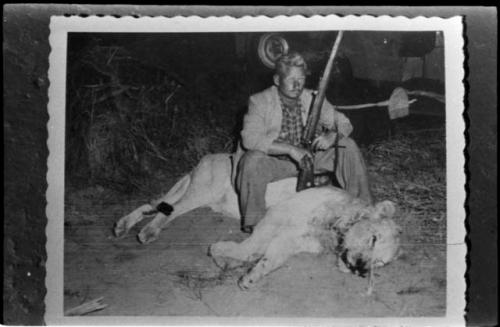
[302,31,344,144]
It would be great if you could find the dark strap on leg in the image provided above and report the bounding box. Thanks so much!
[157,202,174,216]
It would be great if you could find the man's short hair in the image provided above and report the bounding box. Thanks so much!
[275,52,309,77]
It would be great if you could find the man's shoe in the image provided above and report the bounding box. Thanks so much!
[241,225,254,234]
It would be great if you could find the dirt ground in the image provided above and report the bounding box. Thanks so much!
[64,177,446,318]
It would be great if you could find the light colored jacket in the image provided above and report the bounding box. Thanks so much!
[231,85,353,185]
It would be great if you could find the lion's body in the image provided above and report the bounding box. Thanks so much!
[114,153,400,289]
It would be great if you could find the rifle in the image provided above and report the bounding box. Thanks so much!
[296,31,344,192]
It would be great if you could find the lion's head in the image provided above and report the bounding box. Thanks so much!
[337,200,401,277]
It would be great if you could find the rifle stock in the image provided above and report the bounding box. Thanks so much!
[296,155,315,191]
[296,31,344,192]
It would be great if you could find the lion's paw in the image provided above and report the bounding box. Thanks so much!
[137,225,161,244]
[237,275,255,290]
[337,257,351,274]
[113,220,130,239]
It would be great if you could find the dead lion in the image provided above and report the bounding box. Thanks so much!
[114,153,401,288]
[209,187,401,289]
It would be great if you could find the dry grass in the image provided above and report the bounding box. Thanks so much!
[366,126,446,246]
[67,45,239,192]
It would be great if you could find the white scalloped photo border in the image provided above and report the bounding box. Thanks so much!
[46,14,465,326]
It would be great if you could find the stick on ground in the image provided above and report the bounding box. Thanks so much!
[64,297,108,316]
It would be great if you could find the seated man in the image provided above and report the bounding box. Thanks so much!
[234,52,372,233]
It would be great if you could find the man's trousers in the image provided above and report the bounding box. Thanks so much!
[236,137,373,227]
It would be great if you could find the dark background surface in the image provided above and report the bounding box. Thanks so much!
[3,5,497,325]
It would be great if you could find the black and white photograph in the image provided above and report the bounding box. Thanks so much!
[45,15,466,325]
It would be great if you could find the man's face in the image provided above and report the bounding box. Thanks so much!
[275,66,306,99]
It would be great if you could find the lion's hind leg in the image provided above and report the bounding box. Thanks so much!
[113,174,191,238]
[137,155,232,244]
[114,204,156,238]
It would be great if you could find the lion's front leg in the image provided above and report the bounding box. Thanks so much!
[238,234,322,290]
[209,216,281,266]
[209,233,268,269]
[237,235,295,289]
[209,241,254,269]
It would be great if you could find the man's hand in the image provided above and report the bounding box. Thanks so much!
[268,141,312,164]
[289,146,313,164]
[312,132,338,151]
